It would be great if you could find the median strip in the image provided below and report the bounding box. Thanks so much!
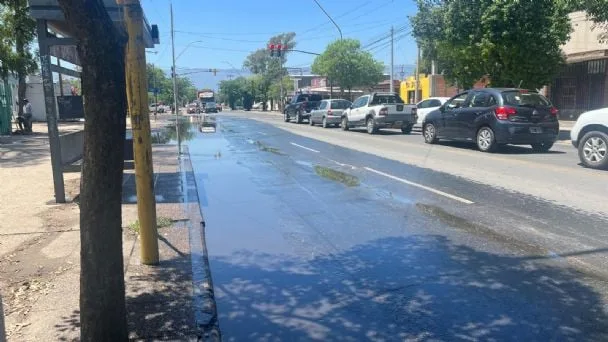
[364,167,474,204]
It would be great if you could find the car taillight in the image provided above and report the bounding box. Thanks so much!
[327,109,333,115]
[379,107,388,116]
[550,107,558,116]
[495,106,517,120]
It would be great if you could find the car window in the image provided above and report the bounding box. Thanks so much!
[417,100,430,109]
[488,95,498,106]
[331,100,351,109]
[355,96,369,108]
[370,94,404,105]
[318,101,327,110]
[446,93,468,110]
[470,92,489,107]
[501,90,551,107]
[429,99,442,107]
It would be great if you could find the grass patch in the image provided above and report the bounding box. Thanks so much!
[314,165,360,187]
[128,216,174,233]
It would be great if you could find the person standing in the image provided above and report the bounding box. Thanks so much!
[22,99,33,133]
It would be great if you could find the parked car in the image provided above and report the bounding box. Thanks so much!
[414,97,450,126]
[422,88,559,152]
[309,99,352,128]
[570,108,608,169]
[149,103,165,114]
[252,102,264,110]
[341,92,416,134]
[204,102,218,113]
[284,94,323,123]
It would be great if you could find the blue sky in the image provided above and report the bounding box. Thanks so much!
[142,0,419,89]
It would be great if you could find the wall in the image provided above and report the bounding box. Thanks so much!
[59,130,84,165]
[400,75,430,104]
[562,11,608,56]
[25,75,73,122]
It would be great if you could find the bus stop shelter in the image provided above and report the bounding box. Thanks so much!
[28,0,158,203]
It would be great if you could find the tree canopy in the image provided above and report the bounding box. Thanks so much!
[146,64,197,105]
[311,38,384,94]
[411,0,572,89]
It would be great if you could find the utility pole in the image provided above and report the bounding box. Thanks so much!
[414,44,420,103]
[430,60,436,97]
[123,0,159,264]
[390,26,394,93]
[170,1,180,155]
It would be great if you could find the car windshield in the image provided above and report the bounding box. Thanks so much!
[501,91,551,107]
[330,100,351,109]
[298,94,322,102]
[370,94,404,105]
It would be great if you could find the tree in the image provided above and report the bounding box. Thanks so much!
[312,39,384,98]
[218,77,248,109]
[411,0,572,89]
[243,32,296,110]
[0,0,38,115]
[55,0,129,340]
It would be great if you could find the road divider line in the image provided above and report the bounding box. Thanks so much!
[290,142,320,153]
[363,167,475,205]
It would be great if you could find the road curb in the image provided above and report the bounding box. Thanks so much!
[179,147,222,342]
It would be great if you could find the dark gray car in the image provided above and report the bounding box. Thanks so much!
[309,99,352,128]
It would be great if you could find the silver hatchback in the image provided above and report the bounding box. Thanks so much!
[309,99,352,128]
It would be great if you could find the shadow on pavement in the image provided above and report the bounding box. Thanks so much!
[436,141,566,154]
[0,136,49,167]
[211,235,608,341]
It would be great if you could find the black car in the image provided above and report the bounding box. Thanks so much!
[284,94,323,124]
[422,88,559,152]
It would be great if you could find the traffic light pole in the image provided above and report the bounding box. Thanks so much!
[170,1,181,156]
[122,0,159,265]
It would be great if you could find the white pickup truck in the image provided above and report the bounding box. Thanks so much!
[341,92,417,134]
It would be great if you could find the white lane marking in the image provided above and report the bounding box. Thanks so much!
[258,131,267,135]
[328,158,357,170]
[363,167,475,205]
[290,142,320,153]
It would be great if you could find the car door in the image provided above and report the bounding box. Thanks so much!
[416,99,431,125]
[455,91,489,139]
[440,92,469,138]
[349,96,368,125]
[312,100,325,123]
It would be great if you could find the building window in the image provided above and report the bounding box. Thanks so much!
[559,78,576,109]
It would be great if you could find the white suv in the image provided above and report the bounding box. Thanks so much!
[571,108,608,169]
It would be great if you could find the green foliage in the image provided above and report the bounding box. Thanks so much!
[411,0,572,89]
[0,0,37,79]
[146,63,197,105]
[311,39,384,93]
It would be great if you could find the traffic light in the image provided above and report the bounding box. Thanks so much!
[269,44,275,57]
[276,44,282,57]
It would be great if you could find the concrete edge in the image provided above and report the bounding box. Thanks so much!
[179,146,222,342]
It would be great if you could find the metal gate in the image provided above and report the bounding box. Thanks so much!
[0,79,13,135]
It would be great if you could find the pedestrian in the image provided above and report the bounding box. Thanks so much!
[22,99,33,133]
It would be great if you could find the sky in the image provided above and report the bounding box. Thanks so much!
[141,0,419,90]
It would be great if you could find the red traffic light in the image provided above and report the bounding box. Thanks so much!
[269,44,275,50]
[277,44,282,50]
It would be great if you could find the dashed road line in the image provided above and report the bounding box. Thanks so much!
[290,142,320,153]
[363,167,475,205]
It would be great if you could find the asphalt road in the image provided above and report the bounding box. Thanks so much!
[185,112,608,341]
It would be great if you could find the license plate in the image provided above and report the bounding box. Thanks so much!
[394,121,403,126]
[396,105,403,111]
[529,127,542,133]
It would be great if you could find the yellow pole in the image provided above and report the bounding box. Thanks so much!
[121,0,159,264]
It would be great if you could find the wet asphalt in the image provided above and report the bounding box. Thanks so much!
[184,113,608,341]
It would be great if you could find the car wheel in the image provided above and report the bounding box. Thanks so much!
[531,142,554,153]
[296,111,303,124]
[284,112,290,122]
[322,117,328,128]
[309,116,315,126]
[477,126,497,152]
[578,131,608,169]
[401,124,413,134]
[341,117,349,131]
[366,117,378,134]
[423,123,438,144]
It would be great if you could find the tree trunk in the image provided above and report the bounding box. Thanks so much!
[55,0,128,341]
[16,34,25,117]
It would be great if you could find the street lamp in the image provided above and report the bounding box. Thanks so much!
[312,0,342,40]
[222,61,243,76]
[176,40,203,62]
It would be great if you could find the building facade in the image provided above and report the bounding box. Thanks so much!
[549,11,608,119]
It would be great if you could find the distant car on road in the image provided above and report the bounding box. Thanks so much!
[186,103,197,114]
[341,92,416,134]
[309,99,352,128]
[571,108,608,169]
[414,97,450,126]
[284,94,323,124]
[422,88,559,152]
[149,103,165,114]
[204,102,218,113]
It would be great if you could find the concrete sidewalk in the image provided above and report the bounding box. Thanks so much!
[0,120,212,341]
